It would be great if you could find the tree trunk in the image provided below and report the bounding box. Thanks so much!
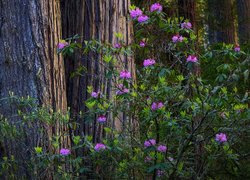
[178,0,196,30]
[0,0,67,177]
[62,0,134,142]
[237,0,250,45]
[207,0,236,44]
[178,0,201,76]
[178,1,204,177]
[61,0,135,144]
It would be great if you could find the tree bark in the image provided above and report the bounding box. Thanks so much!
[237,0,250,45]
[207,0,236,44]
[61,0,135,143]
[178,0,196,30]
[0,0,67,177]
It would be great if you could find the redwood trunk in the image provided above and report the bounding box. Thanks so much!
[0,0,67,177]
[178,0,196,30]
[237,0,250,45]
[61,0,135,143]
[207,0,236,44]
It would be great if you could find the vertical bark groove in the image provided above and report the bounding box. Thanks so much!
[237,0,250,45]
[61,0,135,142]
[207,0,236,44]
[0,0,67,177]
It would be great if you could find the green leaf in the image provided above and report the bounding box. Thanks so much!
[104,55,113,63]
[104,127,112,134]
[114,32,123,39]
[243,69,249,83]
[85,101,96,109]
[73,136,81,145]
[87,86,93,94]
[177,162,184,171]
[35,147,42,154]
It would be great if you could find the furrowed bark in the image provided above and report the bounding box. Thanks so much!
[0,0,67,177]
[207,0,236,44]
[61,0,136,143]
[237,0,250,45]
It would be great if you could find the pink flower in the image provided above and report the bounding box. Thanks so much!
[143,59,156,67]
[234,45,240,52]
[144,139,156,147]
[138,15,149,23]
[215,133,227,143]
[151,102,164,111]
[60,148,71,156]
[58,41,69,50]
[179,36,184,42]
[187,55,198,63]
[220,112,226,119]
[140,41,146,47]
[181,22,192,29]
[151,102,158,110]
[157,102,164,108]
[168,157,174,161]
[91,91,99,98]
[157,145,167,153]
[116,88,129,95]
[130,8,143,19]
[150,3,163,12]
[157,170,164,177]
[97,115,106,123]
[116,84,129,95]
[120,70,131,79]
[172,36,179,43]
[114,43,122,49]
[172,35,184,43]
[144,156,153,162]
[94,143,106,151]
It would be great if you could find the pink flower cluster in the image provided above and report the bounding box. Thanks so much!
[144,139,167,152]
[157,145,167,153]
[97,115,106,123]
[143,59,156,67]
[91,91,99,98]
[58,41,69,50]
[140,41,146,47]
[94,143,106,151]
[234,45,240,52]
[129,7,149,23]
[116,84,129,95]
[157,170,165,177]
[60,148,70,156]
[144,156,153,162]
[138,15,149,23]
[130,8,143,19]
[215,133,227,143]
[181,22,192,29]
[114,43,122,49]
[151,102,164,111]
[144,139,156,147]
[168,157,174,161]
[150,3,163,12]
[120,70,131,79]
[187,55,198,63]
[172,34,184,43]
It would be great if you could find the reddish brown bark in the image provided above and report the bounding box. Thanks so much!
[0,0,67,177]
[61,0,135,142]
[237,0,250,45]
[207,0,236,44]
[178,0,196,30]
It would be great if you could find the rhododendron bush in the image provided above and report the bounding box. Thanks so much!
[1,2,249,179]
